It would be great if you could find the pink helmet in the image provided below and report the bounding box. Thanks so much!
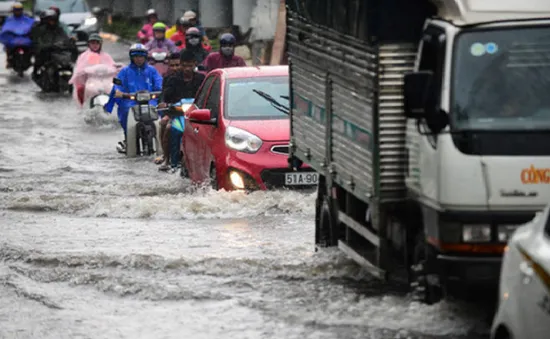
[185,27,201,37]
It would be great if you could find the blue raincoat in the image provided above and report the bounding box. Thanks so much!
[169,98,193,167]
[0,15,34,49]
[104,61,163,137]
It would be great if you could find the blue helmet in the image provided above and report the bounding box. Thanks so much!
[219,33,236,45]
[129,43,147,58]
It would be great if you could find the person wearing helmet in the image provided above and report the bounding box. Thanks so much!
[169,17,192,50]
[0,2,34,69]
[203,33,246,72]
[137,9,158,44]
[182,10,211,50]
[104,43,163,154]
[48,6,71,36]
[145,22,178,54]
[30,8,72,80]
[183,27,210,64]
[69,34,116,107]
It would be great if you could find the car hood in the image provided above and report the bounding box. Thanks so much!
[60,12,89,25]
[229,119,290,142]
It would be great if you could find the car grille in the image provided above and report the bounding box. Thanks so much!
[260,168,316,189]
[270,145,289,155]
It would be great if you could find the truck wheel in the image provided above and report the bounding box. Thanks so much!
[410,234,443,304]
[315,180,338,248]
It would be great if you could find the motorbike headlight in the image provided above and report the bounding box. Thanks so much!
[462,224,492,243]
[83,17,97,26]
[136,92,151,102]
[224,126,262,153]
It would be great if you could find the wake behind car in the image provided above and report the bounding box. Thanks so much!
[181,66,317,191]
[33,0,98,51]
[491,205,550,339]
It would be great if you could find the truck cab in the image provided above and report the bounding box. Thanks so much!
[286,0,550,304]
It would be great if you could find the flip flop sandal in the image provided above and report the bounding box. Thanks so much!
[154,156,164,164]
[158,164,171,172]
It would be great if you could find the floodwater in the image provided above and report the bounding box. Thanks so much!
[0,42,490,339]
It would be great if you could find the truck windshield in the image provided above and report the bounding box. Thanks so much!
[452,26,550,131]
[225,76,289,120]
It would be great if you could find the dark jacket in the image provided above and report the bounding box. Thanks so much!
[185,39,210,65]
[161,71,205,104]
[31,23,71,54]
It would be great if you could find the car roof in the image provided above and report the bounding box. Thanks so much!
[220,65,288,79]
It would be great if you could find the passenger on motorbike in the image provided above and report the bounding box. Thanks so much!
[48,6,72,36]
[145,22,179,54]
[104,44,163,154]
[170,17,192,49]
[0,2,34,69]
[155,49,205,170]
[69,33,116,107]
[184,27,210,64]
[31,9,74,81]
[182,10,211,50]
[203,33,246,72]
[137,9,158,44]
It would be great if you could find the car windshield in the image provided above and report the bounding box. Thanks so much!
[225,76,289,120]
[35,0,88,13]
[452,26,550,131]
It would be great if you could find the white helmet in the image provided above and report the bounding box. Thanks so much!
[146,9,156,17]
[183,10,196,20]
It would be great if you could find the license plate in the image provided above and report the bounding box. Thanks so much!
[285,172,319,186]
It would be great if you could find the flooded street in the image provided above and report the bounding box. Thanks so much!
[0,42,490,339]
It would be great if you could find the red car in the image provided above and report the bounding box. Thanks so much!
[181,65,318,190]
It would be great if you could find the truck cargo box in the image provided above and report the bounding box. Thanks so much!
[287,1,434,202]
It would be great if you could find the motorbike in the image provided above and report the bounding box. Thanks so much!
[157,98,194,174]
[82,63,120,109]
[148,47,169,77]
[113,78,162,157]
[34,44,74,93]
[0,17,34,77]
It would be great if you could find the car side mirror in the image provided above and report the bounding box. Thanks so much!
[175,40,183,47]
[196,64,206,71]
[403,71,433,119]
[188,108,216,125]
[113,78,122,86]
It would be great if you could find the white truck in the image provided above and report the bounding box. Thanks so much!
[286,0,550,304]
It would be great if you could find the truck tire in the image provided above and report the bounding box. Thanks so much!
[315,177,338,248]
[126,109,138,157]
[410,234,443,304]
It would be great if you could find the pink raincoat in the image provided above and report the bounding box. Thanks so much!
[137,23,154,44]
[69,49,116,107]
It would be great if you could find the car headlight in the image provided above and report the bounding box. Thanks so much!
[224,126,262,153]
[462,224,491,242]
[83,17,97,26]
[498,225,519,242]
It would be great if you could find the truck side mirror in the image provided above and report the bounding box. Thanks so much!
[113,78,123,86]
[403,71,433,119]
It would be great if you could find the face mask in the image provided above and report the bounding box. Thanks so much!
[221,46,234,56]
[188,37,200,46]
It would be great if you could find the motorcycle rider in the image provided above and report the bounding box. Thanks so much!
[156,49,205,170]
[145,22,179,54]
[0,2,34,69]
[69,33,116,107]
[104,44,163,154]
[203,33,246,72]
[31,9,73,81]
[137,9,158,44]
[182,10,211,49]
[184,27,210,64]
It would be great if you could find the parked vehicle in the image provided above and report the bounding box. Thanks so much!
[181,66,317,191]
[286,0,550,304]
[491,205,550,339]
